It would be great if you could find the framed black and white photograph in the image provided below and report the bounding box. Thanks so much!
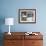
[18,9,36,23]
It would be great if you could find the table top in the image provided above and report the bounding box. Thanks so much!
[4,32,43,40]
[4,32,43,35]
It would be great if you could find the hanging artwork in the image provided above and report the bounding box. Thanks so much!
[18,9,36,23]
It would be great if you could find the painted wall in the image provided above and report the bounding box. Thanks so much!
[0,0,46,46]
[0,0,46,32]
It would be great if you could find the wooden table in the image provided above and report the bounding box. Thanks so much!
[4,32,43,46]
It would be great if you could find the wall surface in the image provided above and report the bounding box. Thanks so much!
[0,0,46,32]
[0,0,46,46]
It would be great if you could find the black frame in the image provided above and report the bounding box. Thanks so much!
[18,9,36,24]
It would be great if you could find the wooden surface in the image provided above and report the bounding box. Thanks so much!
[24,40,43,46]
[4,32,43,46]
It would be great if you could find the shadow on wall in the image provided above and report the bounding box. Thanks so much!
[0,16,5,46]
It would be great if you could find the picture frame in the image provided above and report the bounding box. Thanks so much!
[18,9,36,23]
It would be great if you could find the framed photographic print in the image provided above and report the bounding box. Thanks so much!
[18,9,36,23]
